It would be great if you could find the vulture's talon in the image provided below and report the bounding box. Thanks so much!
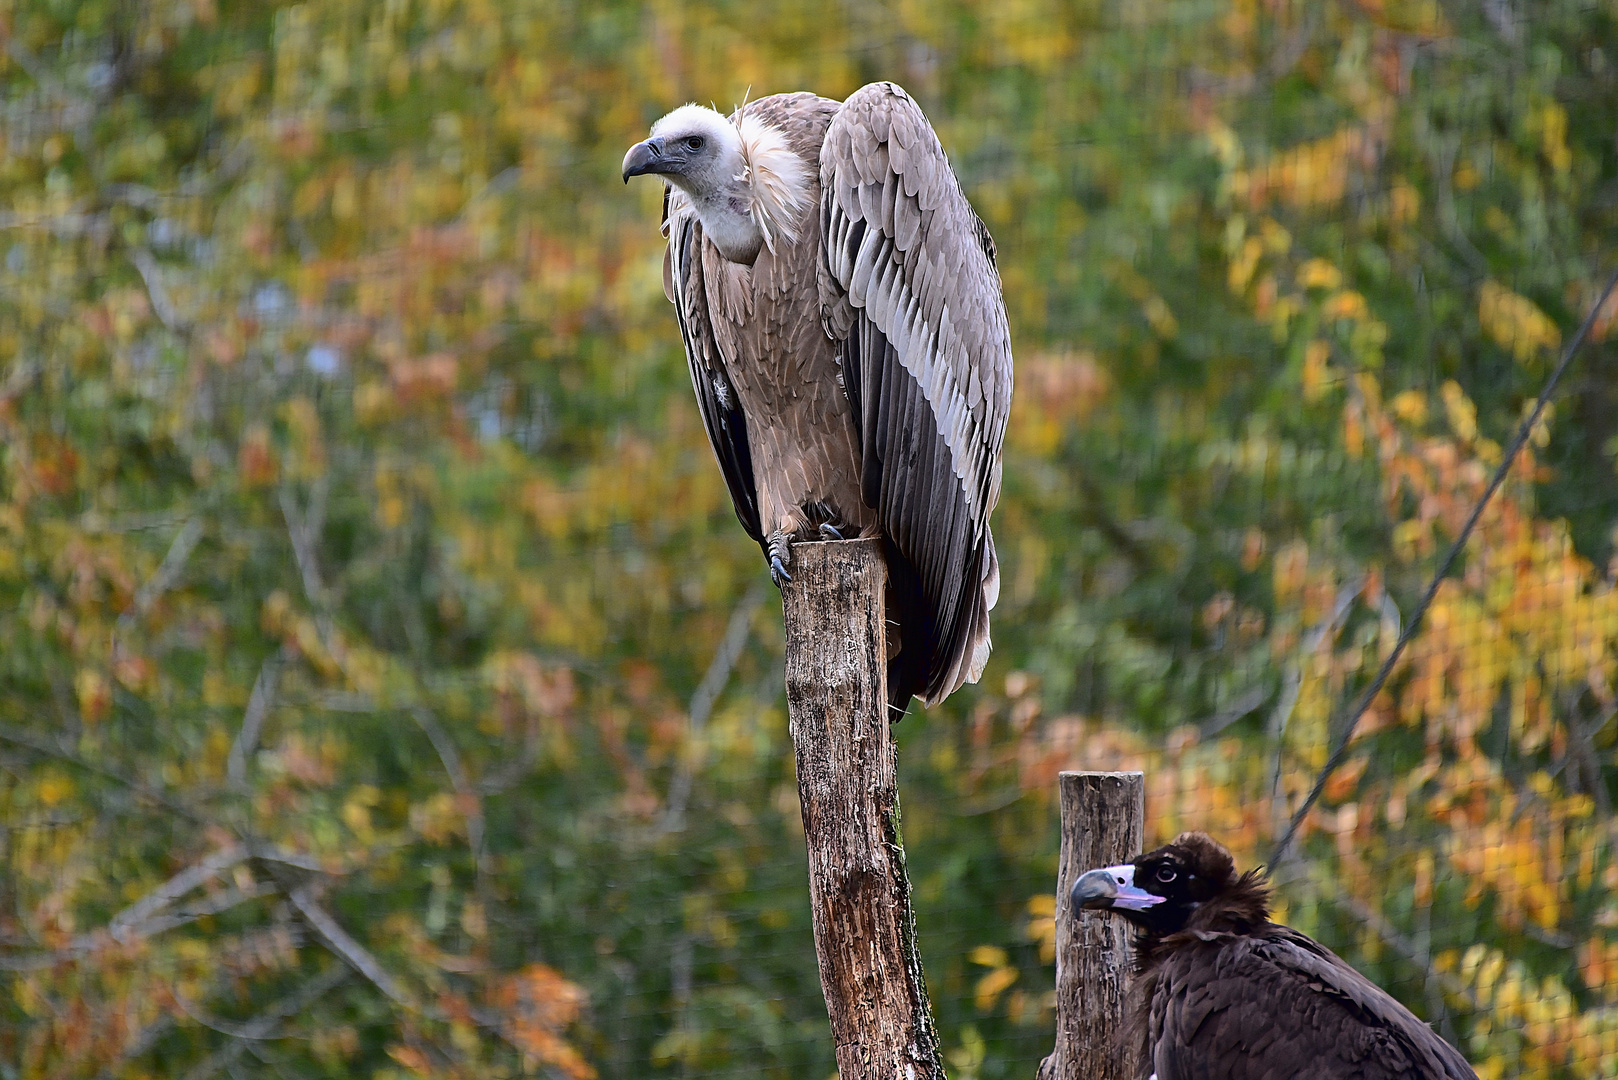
[818,523,845,541]
[770,554,792,587]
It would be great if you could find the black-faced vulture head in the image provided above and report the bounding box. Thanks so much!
[1072,831,1247,937]
[1069,831,1478,1080]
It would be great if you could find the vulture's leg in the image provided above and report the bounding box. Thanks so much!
[766,532,793,587]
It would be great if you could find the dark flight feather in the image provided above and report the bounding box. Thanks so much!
[667,213,764,546]
[819,82,1010,704]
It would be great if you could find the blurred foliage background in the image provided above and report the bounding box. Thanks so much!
[2,0,1618,1077]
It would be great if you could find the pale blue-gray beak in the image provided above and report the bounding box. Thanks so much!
[1072,863,1166,913]
[622,139,667,182]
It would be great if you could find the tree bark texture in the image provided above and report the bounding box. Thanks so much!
[1038,770,1146,1080]
[781,538,947,1080]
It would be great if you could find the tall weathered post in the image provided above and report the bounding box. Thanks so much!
[1038,770,1146,1080]
[780,538,947,1080]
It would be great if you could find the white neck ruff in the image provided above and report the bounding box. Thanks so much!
[731,112,810,256]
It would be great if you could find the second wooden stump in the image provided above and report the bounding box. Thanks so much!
[1039,770,1145,1080]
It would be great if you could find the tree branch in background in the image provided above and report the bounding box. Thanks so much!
[1076,469,1154,574]
[1296,862,1479,1015]
[118,516,203,635]
[129,247,184,333]
[286,883,413,1008]
[0,722,204,824]
[175,965,352,1080]
[1199,684,1269,739]
[0,841,315,969]
[663,579,767,832]
[411,703,487,878]
[228,652,285,790]
[109,845,254,942]
[279,475,331,609]
[1267,578,1362,870]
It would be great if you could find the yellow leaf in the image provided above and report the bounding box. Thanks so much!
[1390,390,1428,425]
[1440,380,1478,443]
[1302,339,1331,402]
[1539,102,1571,173]
[968,944,1009,968]
[1479,281,1560,364]
[1297,259,1341,291]
[1228,237,1264,294]
[974,965,1019,1012]
[75,668,111,724]
[37,770,75,808]
[1322,290,1368,322]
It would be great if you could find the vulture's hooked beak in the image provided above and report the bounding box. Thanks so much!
[622,139,668,183]
[1073,864,1166,914]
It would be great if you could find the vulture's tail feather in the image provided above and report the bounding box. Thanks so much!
[882,536,930,719]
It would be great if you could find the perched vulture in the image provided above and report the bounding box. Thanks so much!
[622,83,1012,714]
[1072,832,1477,1080]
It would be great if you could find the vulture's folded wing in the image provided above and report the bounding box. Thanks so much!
[818,82,1012,704]
[1153,934,1477,1080]
[665,188,764,545]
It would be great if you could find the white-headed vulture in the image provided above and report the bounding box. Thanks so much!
[623,84,1012,715]
[1072,832,1478,1080]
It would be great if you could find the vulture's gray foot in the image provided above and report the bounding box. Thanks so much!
[766,533,793,588]
[818,523,845,541]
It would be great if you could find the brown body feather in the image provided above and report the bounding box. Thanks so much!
[1115,835,1477,1080]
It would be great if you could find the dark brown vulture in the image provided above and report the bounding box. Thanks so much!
[1072,832,1477,1080]
[622,83,1012,714]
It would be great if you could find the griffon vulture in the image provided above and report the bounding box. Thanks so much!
[1073,832,1478,1080]
[622,83,1012,713]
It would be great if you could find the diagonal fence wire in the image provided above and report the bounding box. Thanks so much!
[1269,264,1618,867]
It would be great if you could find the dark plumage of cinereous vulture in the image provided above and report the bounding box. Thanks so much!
[1072,832,1478,1080]
[622,83,1012,714]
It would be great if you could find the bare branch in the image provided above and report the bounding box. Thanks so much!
[249,845,325,874]
[129,247,184,333]
[94,1016,174,1080]
[1294,863,1481,1012]
[1268,578,1362,867]
[228,653,285,789]
[663,580,767,831]
[0,838,324,970]
[130,883,278,938]
[1199,684,1269,738]
[175,965,351,1080]
[110,845,252,942]
[287,884,413,1008]
[119,517,204,633]
[410,705,486,873]
[279,477,330,607]
[0,722,203,824]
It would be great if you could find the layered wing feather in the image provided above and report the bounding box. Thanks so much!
[663,187,764,546]
[818,82,1012,704]
[1150,930,1477,1080]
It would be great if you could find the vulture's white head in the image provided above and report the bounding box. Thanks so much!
[623,103,810,265]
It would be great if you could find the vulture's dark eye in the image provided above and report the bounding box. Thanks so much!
[1155,866,1178,884]
[686,136,705,151]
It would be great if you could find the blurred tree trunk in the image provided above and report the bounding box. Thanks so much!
[782,538,947,1080]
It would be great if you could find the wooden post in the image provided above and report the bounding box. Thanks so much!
[781,538,946,1080]
[1038,771,1145,1080]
